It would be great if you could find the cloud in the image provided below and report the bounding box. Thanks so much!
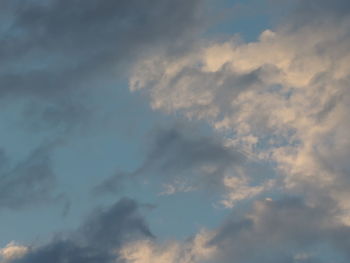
[78,198,154,249]
[119,197,350,263]
[289,0,350,26]
[4,198,153,263]
[0,0,204,99]
[2,1,350,262]
[125,1,350,261]
[206,197,350,263]
[129,0,350,218]
[0,0,208,138]
[0,242,28,263]
[0,0,209,212]
[119,230,216,263]
[94,125,273,207]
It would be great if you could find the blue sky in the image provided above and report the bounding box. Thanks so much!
[1,1,350,263]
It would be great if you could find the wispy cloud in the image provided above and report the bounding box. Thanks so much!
[93,125,272,206]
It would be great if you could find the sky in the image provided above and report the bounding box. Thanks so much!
[0,0,350,262]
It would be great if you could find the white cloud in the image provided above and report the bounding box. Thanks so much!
[221,175,274,208]
[119,230,217,263]
[129,14,350,218]
[0,242,28,262]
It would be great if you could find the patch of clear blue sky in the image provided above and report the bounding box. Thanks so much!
[207,0,272,42]
[0,0,285,246]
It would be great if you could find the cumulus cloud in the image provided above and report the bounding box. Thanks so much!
[3,198,153,263]
[0,242,28,263]
[130,0,350,218]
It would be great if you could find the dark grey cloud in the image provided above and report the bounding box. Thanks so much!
[0,0,209,144]
[0,0,204,100]
[207,197,350,263]
[79,198,154,249]
[11,198,153,263]
[0,0,208,211]
[144,126,242,176]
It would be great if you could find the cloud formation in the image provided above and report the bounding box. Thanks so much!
[0,0,207,138]
[1,0,204,99]
[208,198,350,263]
[1,198,153,263]
[119,230,216,263]
[125,1,350,261]
[5,198,350,263]
[2,0,350,262]
[0,0,207,211]
[119,197,350,263]
[94,126,273,207]
[130,0,350,219]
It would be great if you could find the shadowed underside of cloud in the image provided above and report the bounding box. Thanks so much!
[2,198,153,263]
